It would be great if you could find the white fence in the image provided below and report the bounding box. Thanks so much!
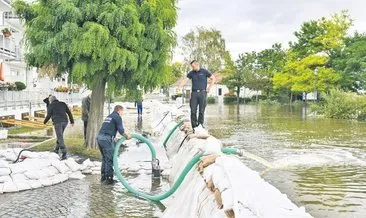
[0,90,82,116]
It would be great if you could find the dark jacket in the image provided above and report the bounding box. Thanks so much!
[98,111,124,137]
[81,96,91,121]
[44,100,74,125]
[43,97,50,107]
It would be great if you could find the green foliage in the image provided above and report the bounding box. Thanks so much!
[181,27,231,73]
[273,53,340,93]
[13,0,178,91]
[273,12,351,95]
[34,137,101,160]
[315,89,366,120]
[162,62,187,87]
[330,32,366,91]
[207,96,216,104]
[223,96,250,104]
[14,81,26,90]
[290,10,352,57]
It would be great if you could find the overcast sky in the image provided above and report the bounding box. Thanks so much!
[173,0,366,61]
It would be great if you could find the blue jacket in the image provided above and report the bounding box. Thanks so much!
[98,111,124,137]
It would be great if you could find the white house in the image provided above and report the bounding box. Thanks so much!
[0,2,67,92]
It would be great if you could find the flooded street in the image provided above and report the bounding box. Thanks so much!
[2,103,366,218]
[206,104,366,218]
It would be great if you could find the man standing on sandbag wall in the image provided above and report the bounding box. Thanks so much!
[178,60,215,131]
[44,96,74,160]
[97,105,131,185]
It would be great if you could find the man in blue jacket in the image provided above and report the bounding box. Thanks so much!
[97,105,131,184]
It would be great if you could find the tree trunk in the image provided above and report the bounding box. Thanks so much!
[290,92,293,105]
[236,86,240,105]
[86,77,106,149]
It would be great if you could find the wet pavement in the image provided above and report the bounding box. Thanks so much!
[0,175,166,218]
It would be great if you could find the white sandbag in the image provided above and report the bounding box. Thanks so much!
[38,152,59,160]
[29,180,43,189]
[3,181,18,192]
[79,162,88,171]
[4,152,16,162]
[39,178,52,187]
[45,166,59,177]
[38,169,50,179]
[91,167,101,172]
[221,188,234,211]
[0,168,11,176]
[9,164,26,175]
[93,161,102,167]
[52,160,70,174]
[0,160,9,168]
[50,175,63,185]
[0,150,5,158]
[202,164,215,182]
[64,158,81,172]
[15,181,32,191]
[47,152,61,160]
[0,175,12,183]
[69,171,85,180]
[0,183,3,194]
[81,158,94,169]
[19,159,52,172]
[202,137,222,155]
[11,173,28,182]
[24,170,41,180]
[59,174,68,182]
[82,169,92,174]
[91,171,101,175]
[20,151,40,159]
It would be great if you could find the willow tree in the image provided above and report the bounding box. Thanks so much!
[14,0,177,148]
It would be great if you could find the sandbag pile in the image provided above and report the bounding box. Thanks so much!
[0,148,101,194]
[144,100,313,218]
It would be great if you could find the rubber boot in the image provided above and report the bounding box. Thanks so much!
[53,149,59,155]
[61,152,67,160]
[104,175,116,185]
[100,174,106,182]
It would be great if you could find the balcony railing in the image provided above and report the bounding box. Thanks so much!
[0,35,22,60]
[4,11,18,19]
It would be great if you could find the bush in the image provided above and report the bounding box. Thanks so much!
[258,99,281,107]
[15,81,26,91]
[223,96,251,104]
[171,93,183,100]
[224,96,238,104]
[207,96,216,104]
[314,89,366,120]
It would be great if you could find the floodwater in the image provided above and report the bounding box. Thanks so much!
[2,103,365,218]
[205,104,366,218]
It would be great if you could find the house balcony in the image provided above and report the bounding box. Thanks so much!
[4,11,22,31]
[0,34,21,60]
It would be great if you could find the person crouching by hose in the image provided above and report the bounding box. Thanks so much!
[97,105,131,185]
[44,96,74,160]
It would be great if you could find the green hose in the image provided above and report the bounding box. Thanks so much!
[162,120,184,148]
[113,133,240,201]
